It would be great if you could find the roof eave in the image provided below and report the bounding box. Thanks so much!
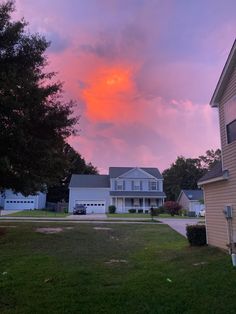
[210,39,236,108]
[198,171,229,186]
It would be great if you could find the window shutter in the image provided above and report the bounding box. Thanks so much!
[123,180,126,190]
[115,181,117,190]
[132,181,134,191]
[140,181,143,191]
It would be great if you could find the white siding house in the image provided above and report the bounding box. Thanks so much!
[177,189,204,215]
[68,167,166,214]
[0,189,46,210]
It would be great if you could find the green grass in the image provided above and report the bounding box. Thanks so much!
[6,210,68,217]
[0,222,234,314]
[107,213,200,219]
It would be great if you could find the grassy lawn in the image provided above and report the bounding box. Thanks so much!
[107,213,200,219]
[6,210,68,217]
[0,222,234,314]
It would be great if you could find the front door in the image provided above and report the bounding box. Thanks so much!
[117,198,123,212]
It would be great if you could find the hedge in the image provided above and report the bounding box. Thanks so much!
[186,224,206,246]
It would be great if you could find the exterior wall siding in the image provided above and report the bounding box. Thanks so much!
[68,188,110,213]
[204,62,236,250]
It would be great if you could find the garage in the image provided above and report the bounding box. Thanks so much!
[75,200,106,214]
[4,199,35,210]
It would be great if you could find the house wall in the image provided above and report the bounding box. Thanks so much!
[178,193,190,210]
[2,189,46,210]
[68,188,110,212]
[110,178,163,191]
[204,62,236,250]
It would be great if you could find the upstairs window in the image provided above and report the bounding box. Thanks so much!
[227,119,236,144]
[224,96,236,144]
[116,180,124,190]
[133,180,141,191]
[149,181,158,191]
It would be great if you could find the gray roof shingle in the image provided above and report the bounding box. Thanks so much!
[69,174,110,188]
[109,167,163,179]
[181,189,203,201]
[198,161,228,184]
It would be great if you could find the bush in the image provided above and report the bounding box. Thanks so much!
[179,209,188,216]
[108,205,116,214]
[144,210,149,214]
[188,211,196,217]
[186,224,206,246]
[138,209,143,213]
[150,208,161,216]
[128,209,136,213]
[163,201,182,216]
[157,206,166,214]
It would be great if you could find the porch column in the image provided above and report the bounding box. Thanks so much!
[143,198,145,211]
[123,197,125,212]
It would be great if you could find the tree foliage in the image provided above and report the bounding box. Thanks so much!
[47,144,98,202]
[163,201,182,216]
[163,149,221,201]
[0,1,78,195]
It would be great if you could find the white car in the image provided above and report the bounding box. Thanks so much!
[199,209,205,217]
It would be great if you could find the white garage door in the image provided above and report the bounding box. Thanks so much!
[75,200,106,214]
[4,199,35,210]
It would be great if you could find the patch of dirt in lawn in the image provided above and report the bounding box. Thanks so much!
[105,259,128,265]
[93,227,112,230]
[36,227,63,234]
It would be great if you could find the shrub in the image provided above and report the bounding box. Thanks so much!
[150,208,161,216]
[144,210,149,214]
[128,209,136,213]
[179,209,188,216]
[108,205,116,214]
[163,201,182,216]
[188,211,196,217]
[157,206,166,214]
[186,224,206,246]
[138,209,143,214]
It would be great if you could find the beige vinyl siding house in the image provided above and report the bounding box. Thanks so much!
[198,39,236,251]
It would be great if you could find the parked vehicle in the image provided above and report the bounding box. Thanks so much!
[73,204,86,215]
[199,208,205,217]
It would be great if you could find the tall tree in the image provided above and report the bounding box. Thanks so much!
[0,1,78,195]
[163,149,221,201]
[198,149,221,170]
[163,157,205,201]
[47,144,98,202]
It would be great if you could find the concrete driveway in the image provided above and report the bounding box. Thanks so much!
[158,218,201,237]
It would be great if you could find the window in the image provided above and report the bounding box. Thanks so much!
[150,181,158,191]
[133,180,140,191]
[227,119,236,144]
[116,180,123,190]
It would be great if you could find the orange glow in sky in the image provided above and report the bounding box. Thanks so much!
[83,66,134,121]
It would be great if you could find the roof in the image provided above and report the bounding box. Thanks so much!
[181,189,203,201]
[198,161,229,185]
[109,167,163,179]
[69,175,110,188]
[210,39,236,107]
[110,191,166,197]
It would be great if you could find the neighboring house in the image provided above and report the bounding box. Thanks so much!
[177,189,204,215]
[198,39,236,250]
[68,167,166,214]
[0,189,46,210]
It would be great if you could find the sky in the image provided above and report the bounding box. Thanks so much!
[14,0,236,173]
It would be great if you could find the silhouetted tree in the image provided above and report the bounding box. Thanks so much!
[0,1,78,195]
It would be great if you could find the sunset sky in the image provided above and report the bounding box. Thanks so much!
[15,0,236,173]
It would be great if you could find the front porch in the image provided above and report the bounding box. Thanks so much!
[111,197,164,213]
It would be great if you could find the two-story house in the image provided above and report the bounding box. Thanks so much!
[198,39,236,250]
[68,167,166,214]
